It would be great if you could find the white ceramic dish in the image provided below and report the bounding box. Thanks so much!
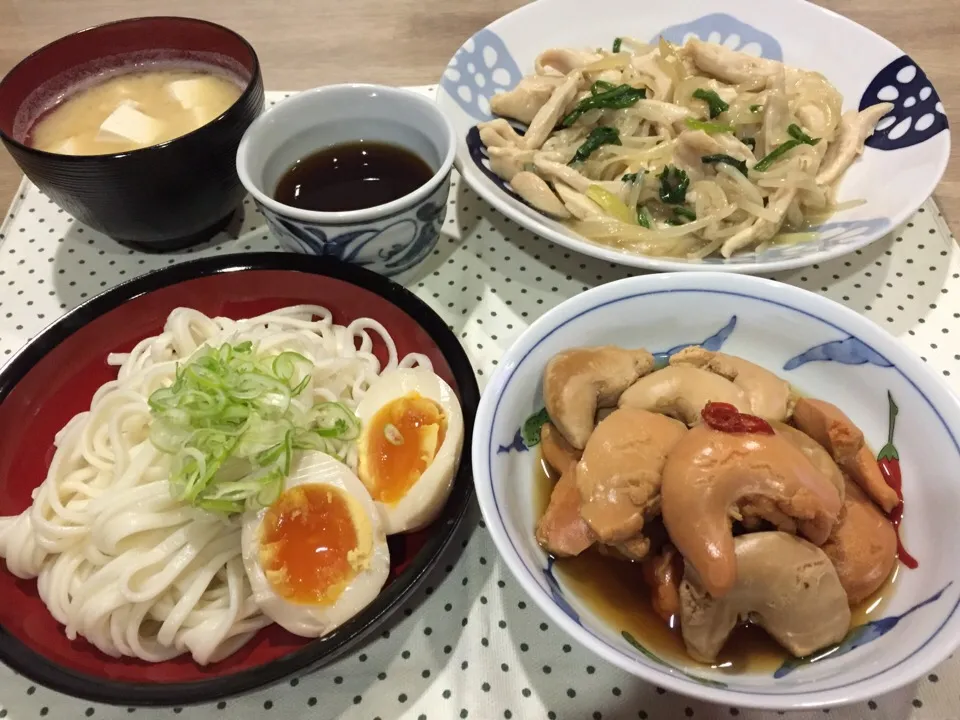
[237,84,456,280]
[472,272,960,709]
[438,0,951,274]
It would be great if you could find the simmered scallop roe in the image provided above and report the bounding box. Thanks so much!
[259,484,360,605]
[533,456,897,672]
[533,344,908,669]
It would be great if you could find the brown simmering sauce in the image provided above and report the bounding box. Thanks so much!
[534,454,897,674]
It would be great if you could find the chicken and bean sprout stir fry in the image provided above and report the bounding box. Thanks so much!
[477,37,893,259]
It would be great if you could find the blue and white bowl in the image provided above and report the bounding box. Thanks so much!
[472,273,960,709]
[237,85,455,280]
[438,0,951,273]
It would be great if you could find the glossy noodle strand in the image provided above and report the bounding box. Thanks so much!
[0,305,431,663]
[478,37,894,259]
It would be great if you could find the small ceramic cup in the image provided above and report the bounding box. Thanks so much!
[236,84,456,280]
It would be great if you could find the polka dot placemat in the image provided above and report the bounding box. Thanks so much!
[0,89,958,720]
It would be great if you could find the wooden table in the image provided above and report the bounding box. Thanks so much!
[0,0,957,233]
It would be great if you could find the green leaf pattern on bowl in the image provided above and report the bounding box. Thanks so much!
[621,630,728,689]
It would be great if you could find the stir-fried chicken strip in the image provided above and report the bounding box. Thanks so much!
[473,36,891,260]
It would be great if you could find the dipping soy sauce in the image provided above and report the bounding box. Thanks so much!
[273,141,434,212]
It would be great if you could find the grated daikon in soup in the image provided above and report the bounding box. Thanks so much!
[29,68,244,155]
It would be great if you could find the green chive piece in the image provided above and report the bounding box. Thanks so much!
[561,84,646,127]
[692,88,730,119]
[701,153,749,176]
[637,205,652,228]
[658,166,689,205]
[570,126,622,164]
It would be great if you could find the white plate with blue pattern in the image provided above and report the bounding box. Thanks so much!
[438,0,951,273]
[471,272,960,709]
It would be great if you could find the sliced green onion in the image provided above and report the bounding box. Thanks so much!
[271,351,310,383]
[612,37,622,53]
[313,402,361,439]
[148,342,361,514]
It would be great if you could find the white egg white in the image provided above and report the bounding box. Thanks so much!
[355,368,464,535]
[241,451,390,637]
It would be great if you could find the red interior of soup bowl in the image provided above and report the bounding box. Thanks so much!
[0,256,477,704]
[0,16,257,144]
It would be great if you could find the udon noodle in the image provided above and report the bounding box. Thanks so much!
[476,36,893,259]
[0,305,430,663]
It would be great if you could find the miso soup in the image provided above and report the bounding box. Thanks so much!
[29,67,244,155]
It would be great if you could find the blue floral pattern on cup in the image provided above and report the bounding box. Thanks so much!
[257,188,446,278]
[652,13,783,61]
[859,56,949,151]
[440,29,523,121]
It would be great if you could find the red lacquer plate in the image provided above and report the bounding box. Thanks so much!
[0,253,479,706]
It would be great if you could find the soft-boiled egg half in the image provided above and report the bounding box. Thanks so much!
[355,368,464,534]
[241,451,390,637]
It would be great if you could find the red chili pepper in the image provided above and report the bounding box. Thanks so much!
[877,390,918,569]
[701,402,775,435]
[740,415,774,434]
[700,402,740,431]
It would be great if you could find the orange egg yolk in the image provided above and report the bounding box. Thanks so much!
[363,393,446,505]
[258,484,359,605]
